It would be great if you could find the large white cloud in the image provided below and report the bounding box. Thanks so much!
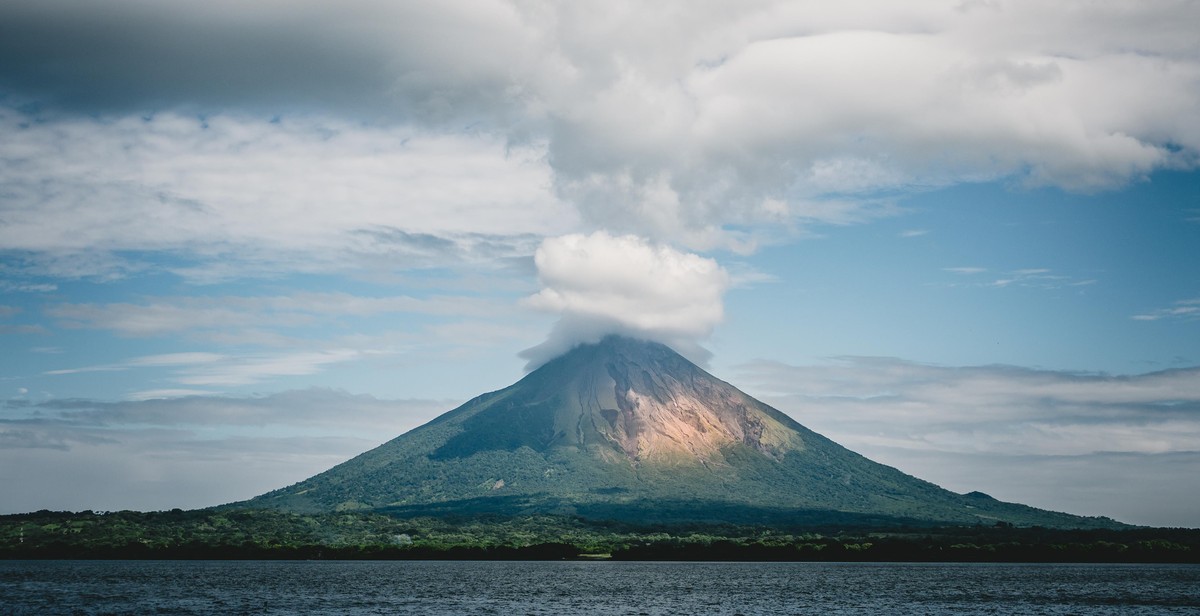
[544,2,1200,246]
[2,0,1197,260]
[521,232,730,367]
[0,110,571,279]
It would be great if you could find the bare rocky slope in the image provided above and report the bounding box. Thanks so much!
[239,336,1124,529]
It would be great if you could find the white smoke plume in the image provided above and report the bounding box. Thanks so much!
[520,231,730,369]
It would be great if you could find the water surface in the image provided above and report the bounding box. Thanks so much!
[2,560,1198,615]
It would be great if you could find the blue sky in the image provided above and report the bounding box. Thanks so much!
[1,0,1198,527]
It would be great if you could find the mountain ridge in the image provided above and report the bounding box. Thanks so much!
[238,336,1125,529]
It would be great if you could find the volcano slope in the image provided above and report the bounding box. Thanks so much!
[239,336,1121,529]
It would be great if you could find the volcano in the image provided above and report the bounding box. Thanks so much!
[242,336,1120,528]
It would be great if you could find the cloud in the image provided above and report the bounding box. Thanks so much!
[0,429,70,451]
[1132,297,1200,322]
[0,304,46,335]
[2,1,1198,260]
[0,280,57,293]
[525,2,1199,245]
[172,350,378,387]
[943,266,988,275]
[939,266,1096,290]
[0,0,539,121]
[0,324,48,335]
[739,358,1200,449]
[733,357,1200,525]
[520,231,730,368]
[45,291,515,336]
[13,388,451,430]
[125,389,218,402]
[0,109,571,280]
[32,288,544,395]
[0,389,457,512]
[863,448,1200,528]
[43,349,387,389]
[0,433,369,512]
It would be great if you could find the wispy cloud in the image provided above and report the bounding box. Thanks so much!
[43,348,385,389]
[0,305,46,335]
[1132,298,1200,322]
[733,357,1200,525]
[125,389,217,402]
[11,388,452,430]
[941,267,1096,290]
[0,324,48,335]
[0,110,572,281]
[46,292,516,337]
[173,349,379,387]
[0,389,457,512]
[0,279,58,293]
[128,353,227,367]
[738,358,1200,457]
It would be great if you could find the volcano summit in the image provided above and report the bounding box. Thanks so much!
[242,336,1120,529]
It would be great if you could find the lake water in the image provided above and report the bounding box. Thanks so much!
[1,560,1198,615]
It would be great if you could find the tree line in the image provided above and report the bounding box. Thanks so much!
[2,508,1196,562]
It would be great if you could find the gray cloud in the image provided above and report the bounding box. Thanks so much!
[2,1,1197,258]
[0,324,48,336]
[861,448,1200,529]
[939,266,1098,291]
[0,304,47,336]
[46,292,515,336]
[0,432,376,512]
[1132,297,1200,322]
[17,388,451,430]
[0,389,456,512]
[43,349,386,389]
[36,291,537,389]
[0,109,572,280]
[732,357,1200,525]
[0,428,69,450]
[0,0,531,121]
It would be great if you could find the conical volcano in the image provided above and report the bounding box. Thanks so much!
[243,336,1119,528]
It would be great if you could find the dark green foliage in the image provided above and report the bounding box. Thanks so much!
[0,509,602,560]
[1,509,1196,562]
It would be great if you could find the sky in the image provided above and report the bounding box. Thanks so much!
[0,0,1197,527]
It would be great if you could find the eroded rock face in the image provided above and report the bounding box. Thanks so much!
[411,335,805,466]
[569,336,802,464]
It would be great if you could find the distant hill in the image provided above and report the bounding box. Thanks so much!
[237,336,1124,529]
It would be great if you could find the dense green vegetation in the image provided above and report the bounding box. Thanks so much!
[2,508,1195,562]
